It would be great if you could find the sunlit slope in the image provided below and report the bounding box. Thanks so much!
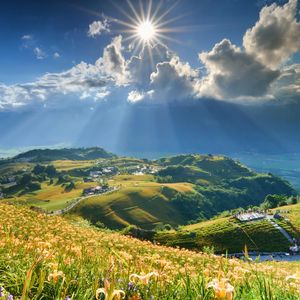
[0,204,299,300]
[156,154,254,183]
[70,175,195,229]
[156,154,296,213]
[7,181,99,211]
[155,216,295,253]
[271,202,300,242]
[52,160,96,171]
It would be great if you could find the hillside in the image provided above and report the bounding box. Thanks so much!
[13,147,115,162]
[155,202,300,253]
[1,151,297,233]
[70,175,195,229]
[0,203,299,300]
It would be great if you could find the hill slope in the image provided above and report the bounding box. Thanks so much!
[0,203,299,300]
[69,167,296,230]
[155,202,300,253]
[70,175,195,229]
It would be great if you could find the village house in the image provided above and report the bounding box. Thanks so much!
[83,185,109,196]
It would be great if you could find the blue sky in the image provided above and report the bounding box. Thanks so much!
[0,0,300,154]
[0,0,285,83]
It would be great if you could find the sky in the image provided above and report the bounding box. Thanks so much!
[0,0,300,155]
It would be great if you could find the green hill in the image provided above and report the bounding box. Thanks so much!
[13,147,115,162]
[70,175,195,229]
[155,154,296,220]
[156,154,254,181]
[155,202,300,253]
[1,150,297,235]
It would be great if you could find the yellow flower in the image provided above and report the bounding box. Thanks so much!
[286,273,300,283]
[48,263,65,283]
[96,279,125,300]
[207,278,234,300]
[129,272,159,285]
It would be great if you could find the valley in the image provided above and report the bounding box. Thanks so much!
[0,147,299,255]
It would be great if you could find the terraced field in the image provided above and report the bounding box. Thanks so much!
[155,216,292,253]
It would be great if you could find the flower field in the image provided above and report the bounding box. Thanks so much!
[0,204,299,299]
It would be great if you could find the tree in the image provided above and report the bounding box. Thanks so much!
[45,165,57,177]
[65,181,75,192]
[19,174,32,185]
[261,194,287,209]
[33,164,45,175]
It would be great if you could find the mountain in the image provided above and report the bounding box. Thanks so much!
[70,154,296,229]
[1,149,297,232]
[13,147,115,162]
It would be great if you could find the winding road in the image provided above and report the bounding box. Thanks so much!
[49,186,119,216]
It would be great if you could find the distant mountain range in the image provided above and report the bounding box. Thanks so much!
[12,147,116,162]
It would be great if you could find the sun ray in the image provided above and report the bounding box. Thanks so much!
[150,0,163,23]
[107,0,195,53]
[146,0,153,22]
[139,0,146,23]
[152,0,179,25]
[126,0,143,24]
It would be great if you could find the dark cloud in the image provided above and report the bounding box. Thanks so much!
[198,39,280,99]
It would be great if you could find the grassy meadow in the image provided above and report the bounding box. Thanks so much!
[0,203,299,300]
[71,175,195,229]
[6,181,99,211]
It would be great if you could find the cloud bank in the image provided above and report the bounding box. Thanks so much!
[1,0,300,110]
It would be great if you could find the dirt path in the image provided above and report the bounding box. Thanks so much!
[266,216,293,244]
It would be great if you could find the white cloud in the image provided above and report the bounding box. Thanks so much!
[21,35,32,40]
[2,0,300,110]
[53,52,60,59]
[272,64,300,102]
[34,47,47,60]
[243,0,300,69]
[127,44,172,87]
[197,39,280,100]
[96,35,128,85]
[127,90,145,103]
[149,56,199,101]
[0,36,127,110]
[88,19,110,37]
[95,89,111,100]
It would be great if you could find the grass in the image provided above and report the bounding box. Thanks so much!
[52,160,96,172]
[70,175,195,229]
[0,203,299,300]
[155,216,292,253]
[5,181,98,211]
[271,202,300,241]
[0,162,33,175]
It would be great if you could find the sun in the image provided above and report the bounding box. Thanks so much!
[110,0,186,53]
[137,21,156,42]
